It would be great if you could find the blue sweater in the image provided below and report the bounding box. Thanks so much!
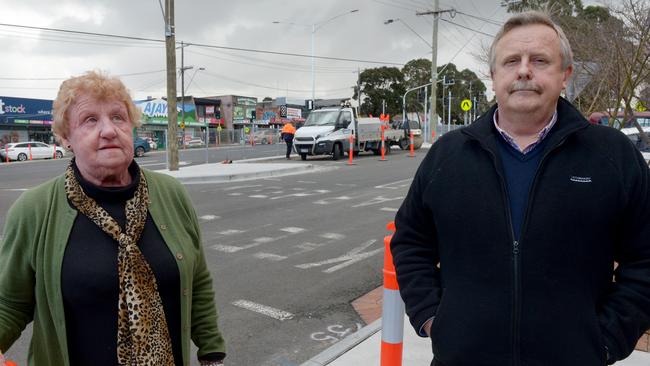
[496,135,549,241]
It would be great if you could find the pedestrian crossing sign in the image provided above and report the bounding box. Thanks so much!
[460,99,472,111]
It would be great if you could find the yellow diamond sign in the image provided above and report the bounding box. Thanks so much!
[460,99,472,112]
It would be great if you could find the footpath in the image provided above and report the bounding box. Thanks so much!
[157,151,650,366]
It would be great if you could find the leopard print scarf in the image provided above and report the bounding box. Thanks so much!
[64,163,175,366]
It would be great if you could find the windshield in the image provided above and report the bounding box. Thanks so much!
[304,111,343,127]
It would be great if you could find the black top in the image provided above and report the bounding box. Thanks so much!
[61,161,183,366]
[391,98,650,365]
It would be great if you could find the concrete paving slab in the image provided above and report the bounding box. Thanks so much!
[303,316,650,366]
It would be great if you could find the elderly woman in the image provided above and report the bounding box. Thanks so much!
[0,71,226,366]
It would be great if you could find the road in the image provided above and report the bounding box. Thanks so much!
[0,143,425,366]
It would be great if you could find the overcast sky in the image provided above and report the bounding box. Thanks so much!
[0,0,604,102]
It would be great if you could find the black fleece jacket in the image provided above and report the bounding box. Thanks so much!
[391,98,650,366]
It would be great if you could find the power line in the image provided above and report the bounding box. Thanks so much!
[0,22,404,67]
[454,10,504,26]
[440,19,495,37]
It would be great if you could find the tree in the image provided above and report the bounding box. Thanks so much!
[402,59,432,114]
[436,63,489,124]
[355,67,405,117]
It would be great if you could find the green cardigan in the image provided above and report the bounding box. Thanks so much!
[0,169,225,366]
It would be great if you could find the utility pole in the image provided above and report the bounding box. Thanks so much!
[164,0,179,170]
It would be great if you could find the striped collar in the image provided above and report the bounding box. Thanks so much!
[493,109,558,154]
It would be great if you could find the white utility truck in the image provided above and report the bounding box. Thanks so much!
[293,106,403,161]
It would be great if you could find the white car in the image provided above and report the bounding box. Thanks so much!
[186,138,205,147]
[0,141,65,162]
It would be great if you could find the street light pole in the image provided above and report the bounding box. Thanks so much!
[273,9,358,105]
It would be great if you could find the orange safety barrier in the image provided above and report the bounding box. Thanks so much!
[348,133,354,165]
[28,143,32,161]
[409,131,415,158]
[381,221,405,366]
[380,126,386,161]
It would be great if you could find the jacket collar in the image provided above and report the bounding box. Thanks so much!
[462,97,589,153]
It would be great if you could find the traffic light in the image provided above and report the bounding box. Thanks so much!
[250,110,256,121]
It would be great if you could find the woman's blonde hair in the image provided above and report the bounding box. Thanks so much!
[52,70,141,141]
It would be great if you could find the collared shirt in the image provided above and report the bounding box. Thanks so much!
[493,108,557,154]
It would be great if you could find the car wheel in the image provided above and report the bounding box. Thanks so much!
[17,153,27,161]
[56,151,63,159]
[135,146,145,157]
[300,153,307,161]
[262,138,268,145]
[332,143,343,160]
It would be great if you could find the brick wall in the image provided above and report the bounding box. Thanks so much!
[636,330,650,352]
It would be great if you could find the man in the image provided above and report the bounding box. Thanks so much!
[391,11,650,366]
[281,122,296,159]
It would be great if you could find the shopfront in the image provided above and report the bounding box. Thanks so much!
[0,96,54,146]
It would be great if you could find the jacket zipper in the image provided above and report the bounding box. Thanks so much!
[478,136,568,366]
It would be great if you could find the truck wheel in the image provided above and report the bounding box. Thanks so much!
[300,153,307,161]
[384,143,392,155]
[399,138,409,150]
[332,144,343,160]
[135,146,145,157]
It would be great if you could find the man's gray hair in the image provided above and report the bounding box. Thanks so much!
[488,11,574,73]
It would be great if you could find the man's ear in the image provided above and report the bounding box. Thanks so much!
[561,64,574,89]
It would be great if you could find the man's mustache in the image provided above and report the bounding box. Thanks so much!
[509,81,541,93]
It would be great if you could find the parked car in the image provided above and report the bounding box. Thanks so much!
[622,126,650,163]
[0,141,65,162]
[392,119,423,150]
[133,137,151,157]
[186,138,205,147]
[245,130,276,144]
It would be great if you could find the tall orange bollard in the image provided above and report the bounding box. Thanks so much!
[380,126,386,161]
[28,143,32,161]
[381,221,404,366]
[348,133,354,165]
[408,131,415,158]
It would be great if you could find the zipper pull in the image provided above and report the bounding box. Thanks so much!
[513,240,520,254]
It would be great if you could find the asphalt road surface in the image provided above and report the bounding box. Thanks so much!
[0,143,425,366]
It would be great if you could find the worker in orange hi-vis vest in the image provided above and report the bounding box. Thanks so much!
[280,122,297,159]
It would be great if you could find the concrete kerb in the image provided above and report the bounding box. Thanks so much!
[156,156,337,184]
[300,319,382,366]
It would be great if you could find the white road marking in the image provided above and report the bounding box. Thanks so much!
[3,188,29,191]
[374,178,413,190]
[380,207,399,212]
[319,233,345,240]
[217,229,245,235]
[335,183,357,187]
[223,184,263,191]
[313,196,351,205]
[296,239,382,273]
[297,180,317,184]
[249,194,268,198]
[228,192,243,196]
[232,300,294,321]
[254,252,288,261]
[211,244,243,253]
[292,187,306,191]
[280,227,306,233]
[200,215,220,221]
[352,196,404,208]
[272,190,330,200]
